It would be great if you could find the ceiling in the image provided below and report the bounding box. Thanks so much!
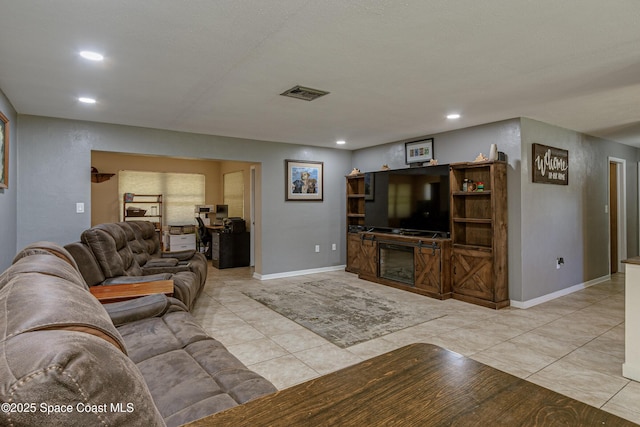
[1,1,640,150]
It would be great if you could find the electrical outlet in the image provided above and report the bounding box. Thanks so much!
[315,245,320,253]
[332,243,337,251]
[76,202,85,213]
[556,257,564,269]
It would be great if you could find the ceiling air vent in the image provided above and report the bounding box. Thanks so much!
[280,85,330,101]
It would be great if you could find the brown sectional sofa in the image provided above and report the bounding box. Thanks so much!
[0,242,277,426]
[65,221,207,310]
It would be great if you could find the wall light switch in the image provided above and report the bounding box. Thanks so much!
[332,243,337,251]
[315,245,320,253]
[76,202,85,213]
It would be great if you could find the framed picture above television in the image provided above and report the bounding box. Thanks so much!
[405,138,434,165]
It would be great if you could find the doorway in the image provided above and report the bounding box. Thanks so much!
[608,158,626,274]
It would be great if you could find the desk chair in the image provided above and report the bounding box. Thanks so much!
[196,217,212,259]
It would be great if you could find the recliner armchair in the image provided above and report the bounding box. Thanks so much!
[125,221,208,288]
[65,223,202,310]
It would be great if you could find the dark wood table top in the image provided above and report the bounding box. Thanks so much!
[89,280,173,303]
[184,343,636,427]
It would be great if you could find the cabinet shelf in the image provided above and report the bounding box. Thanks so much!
[452,191,492,196]
[449,161,508,309]
[452,218,492,224]
[346,174,367,270]
[123,194,163,238]
[453,243,493,252]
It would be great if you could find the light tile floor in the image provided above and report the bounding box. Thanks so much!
[192,267,640,424]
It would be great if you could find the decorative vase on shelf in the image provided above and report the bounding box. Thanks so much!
[489,144,498,161]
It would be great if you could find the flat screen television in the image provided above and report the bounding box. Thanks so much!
[364,165,450,235]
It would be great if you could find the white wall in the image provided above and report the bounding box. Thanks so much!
[0,90,17,271]
[16,115,352,276]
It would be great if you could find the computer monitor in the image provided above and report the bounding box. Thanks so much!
[215,204,228,220]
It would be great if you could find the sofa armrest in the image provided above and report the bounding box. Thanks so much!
[161,249,196,261]
[145,258,179,267]
[104,294,186,326]
[90,280,174,304]
[142,265,191,275]
[101,273,172,285]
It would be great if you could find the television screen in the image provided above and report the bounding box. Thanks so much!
[364,165,450,234]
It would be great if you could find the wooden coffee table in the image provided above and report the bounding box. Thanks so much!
[89,280,173,303]
[184,343,635,426]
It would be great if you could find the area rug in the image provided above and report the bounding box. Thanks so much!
[243,279,445,348]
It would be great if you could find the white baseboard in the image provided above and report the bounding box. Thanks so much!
[254,265,347,281]
[623,363,640,382]
[510,274,611,309]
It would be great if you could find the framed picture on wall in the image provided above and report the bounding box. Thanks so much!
[285,159,323,201]
[405,138,434,164]
[0,111,9,189]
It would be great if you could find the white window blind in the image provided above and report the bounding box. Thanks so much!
[119,170,205,225]
[223,171,244,218]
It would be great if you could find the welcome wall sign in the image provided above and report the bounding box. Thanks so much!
[532,143,568,185]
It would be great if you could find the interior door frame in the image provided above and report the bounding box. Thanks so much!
[608,157,627,273]
[250,165,256,267]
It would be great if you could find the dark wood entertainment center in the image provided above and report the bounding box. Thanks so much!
[346,161,508,309]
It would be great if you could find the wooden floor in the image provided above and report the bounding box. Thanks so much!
[185,343,636,426]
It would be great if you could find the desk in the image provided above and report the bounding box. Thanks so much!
[184,343,634,427]
[207,228,250,269]
[89,280,173,303]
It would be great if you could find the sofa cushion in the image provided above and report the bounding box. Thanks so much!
[117,221,154,267]
[2,329,165,427]
[116,310,277,427]
[129,221,207,291]
[129,220,163,256]
[12,240,81,271]
[104,294,187,327]
[0,253,88,291]
[170,271,200,310]
[82,223,143,277]
[1,257,127,355]
[64,241,107,287]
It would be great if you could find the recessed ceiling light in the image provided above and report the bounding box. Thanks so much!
[79,50,104,61]
[336,140,346,145]
[447,113,461,120]
[78,97,96,104]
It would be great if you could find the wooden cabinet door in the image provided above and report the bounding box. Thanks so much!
[415,246,441,294]
[346,233,362,273]
[452,248,494,300]
[359,238,378,278]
